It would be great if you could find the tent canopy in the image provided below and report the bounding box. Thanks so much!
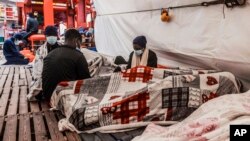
[94,0,250,91]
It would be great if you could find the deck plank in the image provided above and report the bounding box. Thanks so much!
[29,102,40,113]
[3,67,10,75]
[3,115,18,141]
[18,79,26,87]
[19,114,31,141]
[0,116,4,138]
[4,67,14,88]
[15,66,20,75]
[25,68,32,87]
[40,101,50,111]
[33,112,48,141]
[19,86,28,114]
[64,131,81,141]
[13,74,19,87]
[0,88,3,98]
[7,87,19,116]
[44,111,65,141]
[0,67,4,75]
[19,66,27,86]
[20,66,26,80]
[0,75,7,88]
[0,88,11,116]
[13,67,20,87]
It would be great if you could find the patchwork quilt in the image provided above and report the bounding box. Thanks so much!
[50,66,240,133]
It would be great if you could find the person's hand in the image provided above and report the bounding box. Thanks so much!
[24,57,30,61]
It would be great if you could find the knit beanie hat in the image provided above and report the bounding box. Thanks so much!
[133,36,147,48]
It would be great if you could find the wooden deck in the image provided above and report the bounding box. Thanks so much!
[0,65,145,141]
[0,66,81,141]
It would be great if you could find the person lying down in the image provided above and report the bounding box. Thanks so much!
[49,66,241,133]
[132,90,250,141]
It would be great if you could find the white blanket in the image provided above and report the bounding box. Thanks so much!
[133,90,250,141]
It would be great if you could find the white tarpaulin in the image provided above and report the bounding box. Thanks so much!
[94,0,250,90]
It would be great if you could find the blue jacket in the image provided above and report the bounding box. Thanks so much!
[3,37,24,58]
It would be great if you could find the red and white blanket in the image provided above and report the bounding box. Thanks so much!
[50,66,240,133]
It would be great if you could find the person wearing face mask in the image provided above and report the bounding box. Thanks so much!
[30,29,90,102]
[32,26,60,78]
[27,26,60,101]
[126,35,157,69]
[2,33,29,65]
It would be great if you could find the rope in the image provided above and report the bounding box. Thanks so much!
[168,0,224,9]
[97,0,225,16]
[97,8,163,16]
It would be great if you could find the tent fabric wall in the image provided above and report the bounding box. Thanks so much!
[94,0,250,90]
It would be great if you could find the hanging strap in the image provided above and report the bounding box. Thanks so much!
[168,0,225,9]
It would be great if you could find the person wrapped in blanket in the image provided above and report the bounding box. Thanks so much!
[3,33,29,65]
[40,29,91,102]
[114,36,158,72]
[27,26,61,101]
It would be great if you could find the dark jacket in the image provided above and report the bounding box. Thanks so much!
[3,38,23,58]
[42,45,91,100]
[127,49,157,69]
[26,17,39,32]
[47,42,60,53]
[3,38,28,65]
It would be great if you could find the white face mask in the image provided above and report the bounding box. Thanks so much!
[14,40,22,46]
[46,36,57,45]
[134,49,143,56]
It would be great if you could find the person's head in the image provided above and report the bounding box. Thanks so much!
[45,26,58,45]
[34,11,38,18]
[13,33,23,46]
[28,12,34,18]
[133,36,147,56]
[64,28,82,48]
[88,28,94,33]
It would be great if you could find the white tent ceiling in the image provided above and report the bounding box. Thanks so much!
[94,0,250,91]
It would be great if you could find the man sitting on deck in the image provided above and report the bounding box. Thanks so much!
[27,26,60,101]
[114,35,158,71]
[38,29,91,101]
[3,33,29,65]
[127,36,157,69]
